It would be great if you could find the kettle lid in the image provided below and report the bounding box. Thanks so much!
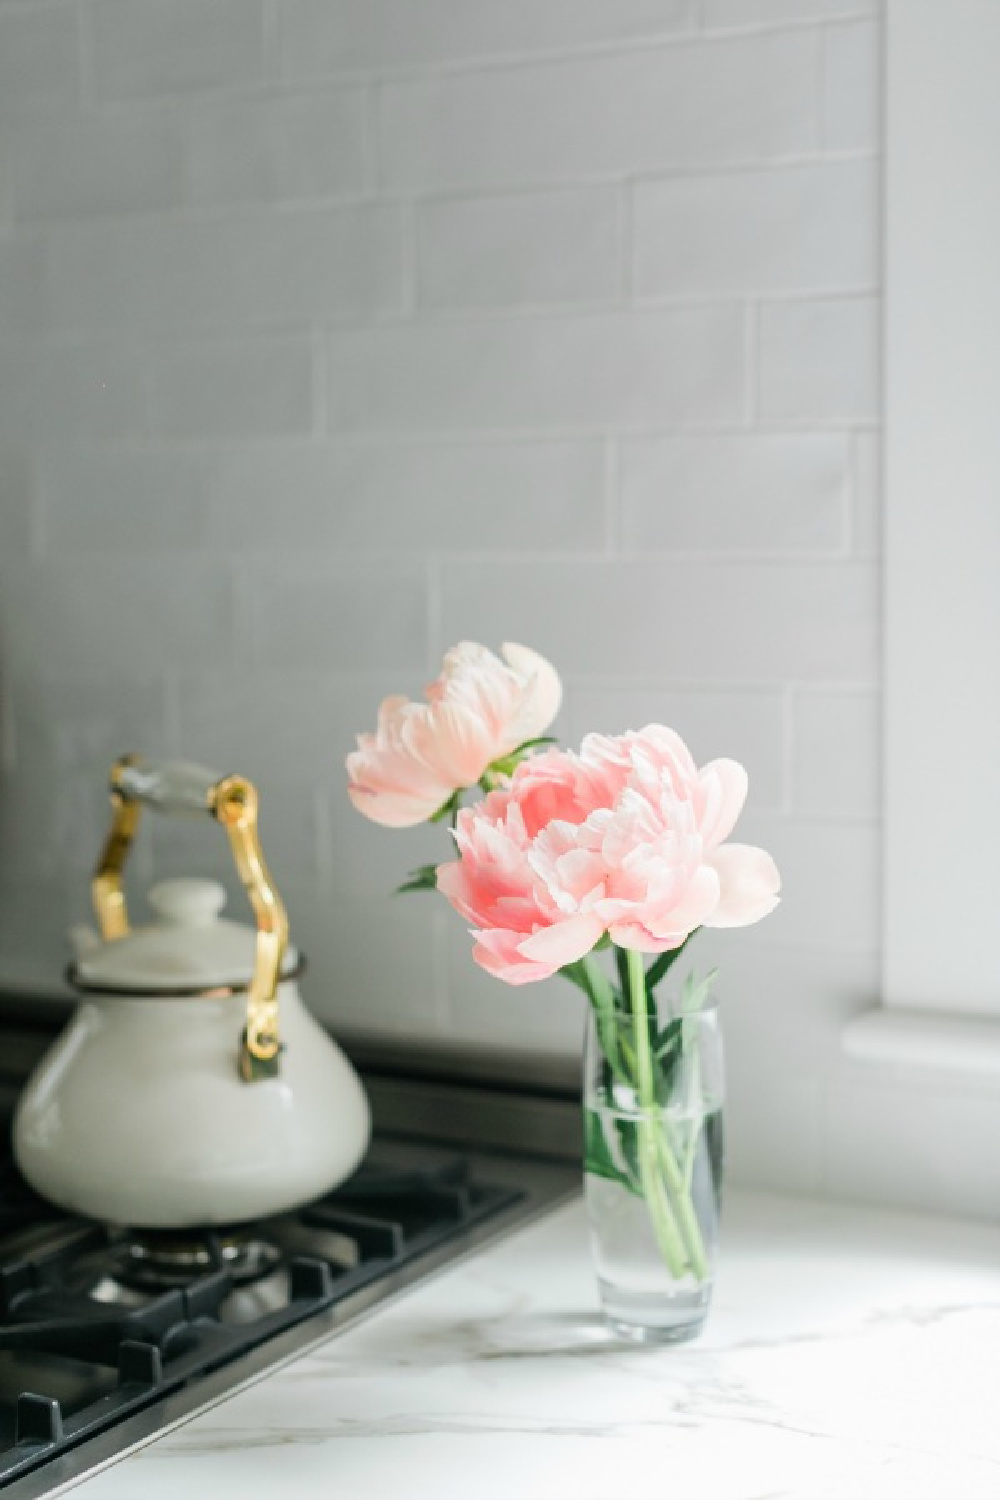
[70,878,300,995]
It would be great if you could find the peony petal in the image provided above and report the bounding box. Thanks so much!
[698,758,748,849]
[346,781,445,828]
[516,912,605,967]
[471,928,559,985]
[426,701,497,785]
[500,642,563,744]
[705,844,781,928]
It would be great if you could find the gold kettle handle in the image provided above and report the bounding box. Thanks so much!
[93,755,288,1083]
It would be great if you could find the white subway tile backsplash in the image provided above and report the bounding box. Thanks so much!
[150,338,316,439]
[278,0,699,78]
[619,433,849,553]
[328,307,745,431]
[204,439,607,551]
[792,688,879,818]
[242,559,428,671]
[0,9,79,111]
[173,670,426,788]
[824,1075,1000,1219]
[292,888,440,1039]
[43,206,404,333]
[186,93,367,207]
[445,920,585,1058]
[90,0,265,101]
[2,673,169,880]
[0,0,892,1211]
[0,446,35,556]
[714,939,877,1072]
[11,114,182,224]
[567,685,786,810]
[634,159,878,298]
[325,793,447,900]
[0,559,235,678]
[440,558,879,682]
[417,186,620,310]
[41,450,210,552]
[0,238,43,332]
[759,296,880,423]
[824,19,880,153]
[705,0,874,28]
[726,1074,822,1194]
[0,343,146,443]
[852,430,881,555]
[379,31,822,192]
[739,814,881,950]
[0,874,74,996]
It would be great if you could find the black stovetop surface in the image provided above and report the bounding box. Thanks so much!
[0,1135,520,1489]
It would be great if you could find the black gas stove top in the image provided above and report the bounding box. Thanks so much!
[0,1147,529,1490]
[0,1007,580,1497]
[0,999,579,1497]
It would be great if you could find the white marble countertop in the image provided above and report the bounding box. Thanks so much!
[60,1189,1000,1500]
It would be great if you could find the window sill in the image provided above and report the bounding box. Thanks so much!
[843,1008,1000,1083]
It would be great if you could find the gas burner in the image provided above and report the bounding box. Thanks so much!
[108,1229,283,1294]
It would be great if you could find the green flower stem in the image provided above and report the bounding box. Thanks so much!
[581,954,629,1089]
[626,948,709,1283]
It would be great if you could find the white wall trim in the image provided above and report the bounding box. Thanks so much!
[882,1,1000,1018]
[844,1008,1000,1085]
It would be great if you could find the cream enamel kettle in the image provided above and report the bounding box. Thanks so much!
[13,756,371,1229]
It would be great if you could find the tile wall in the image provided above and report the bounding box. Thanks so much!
[0,0,900,1205]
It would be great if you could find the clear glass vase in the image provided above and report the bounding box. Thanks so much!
[583,986,724,1343]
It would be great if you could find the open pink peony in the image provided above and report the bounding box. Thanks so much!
[347,641,562,828]
[436,726,780,985]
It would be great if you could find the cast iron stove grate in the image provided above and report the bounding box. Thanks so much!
[0,1154,521,1488]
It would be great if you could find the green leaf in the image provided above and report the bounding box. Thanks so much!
[651,1017,684,1104]
[487,735,559,780]
[583,1108,642,1196]
[678,967,717,1048]
[613,945,630,1004]
[559,959,593,997]
[644,930,697,993]
[394,864,440,895]
[612,1115,642,1192]
[429,791,461,824]
[509,734,558,756]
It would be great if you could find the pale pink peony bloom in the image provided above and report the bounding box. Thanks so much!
[436,726,780,984]
[347,641,562,828]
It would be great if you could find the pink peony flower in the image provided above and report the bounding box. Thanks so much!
[346,642,562,828]
[436,726,780,984]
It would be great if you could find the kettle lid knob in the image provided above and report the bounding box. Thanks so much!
[148,878,227,928]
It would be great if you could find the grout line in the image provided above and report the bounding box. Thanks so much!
[313,787,335,895]
[844,430,859,556]
[425,554,442,671]
[398,197,418,317]
[818,20,830,154]
[431,906,453,1038]
[75,0,97,113]
[365,80,383,197]
[161,667,183,758]
[744,299,759,428]
[5,147,882,236]
[261,0,280,85]
[782,683,796,818]
[617,177,632,306]
[604,435,621,554]
[311,326,328,440]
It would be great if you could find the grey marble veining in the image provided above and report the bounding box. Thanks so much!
[54,1191,1000,1500]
